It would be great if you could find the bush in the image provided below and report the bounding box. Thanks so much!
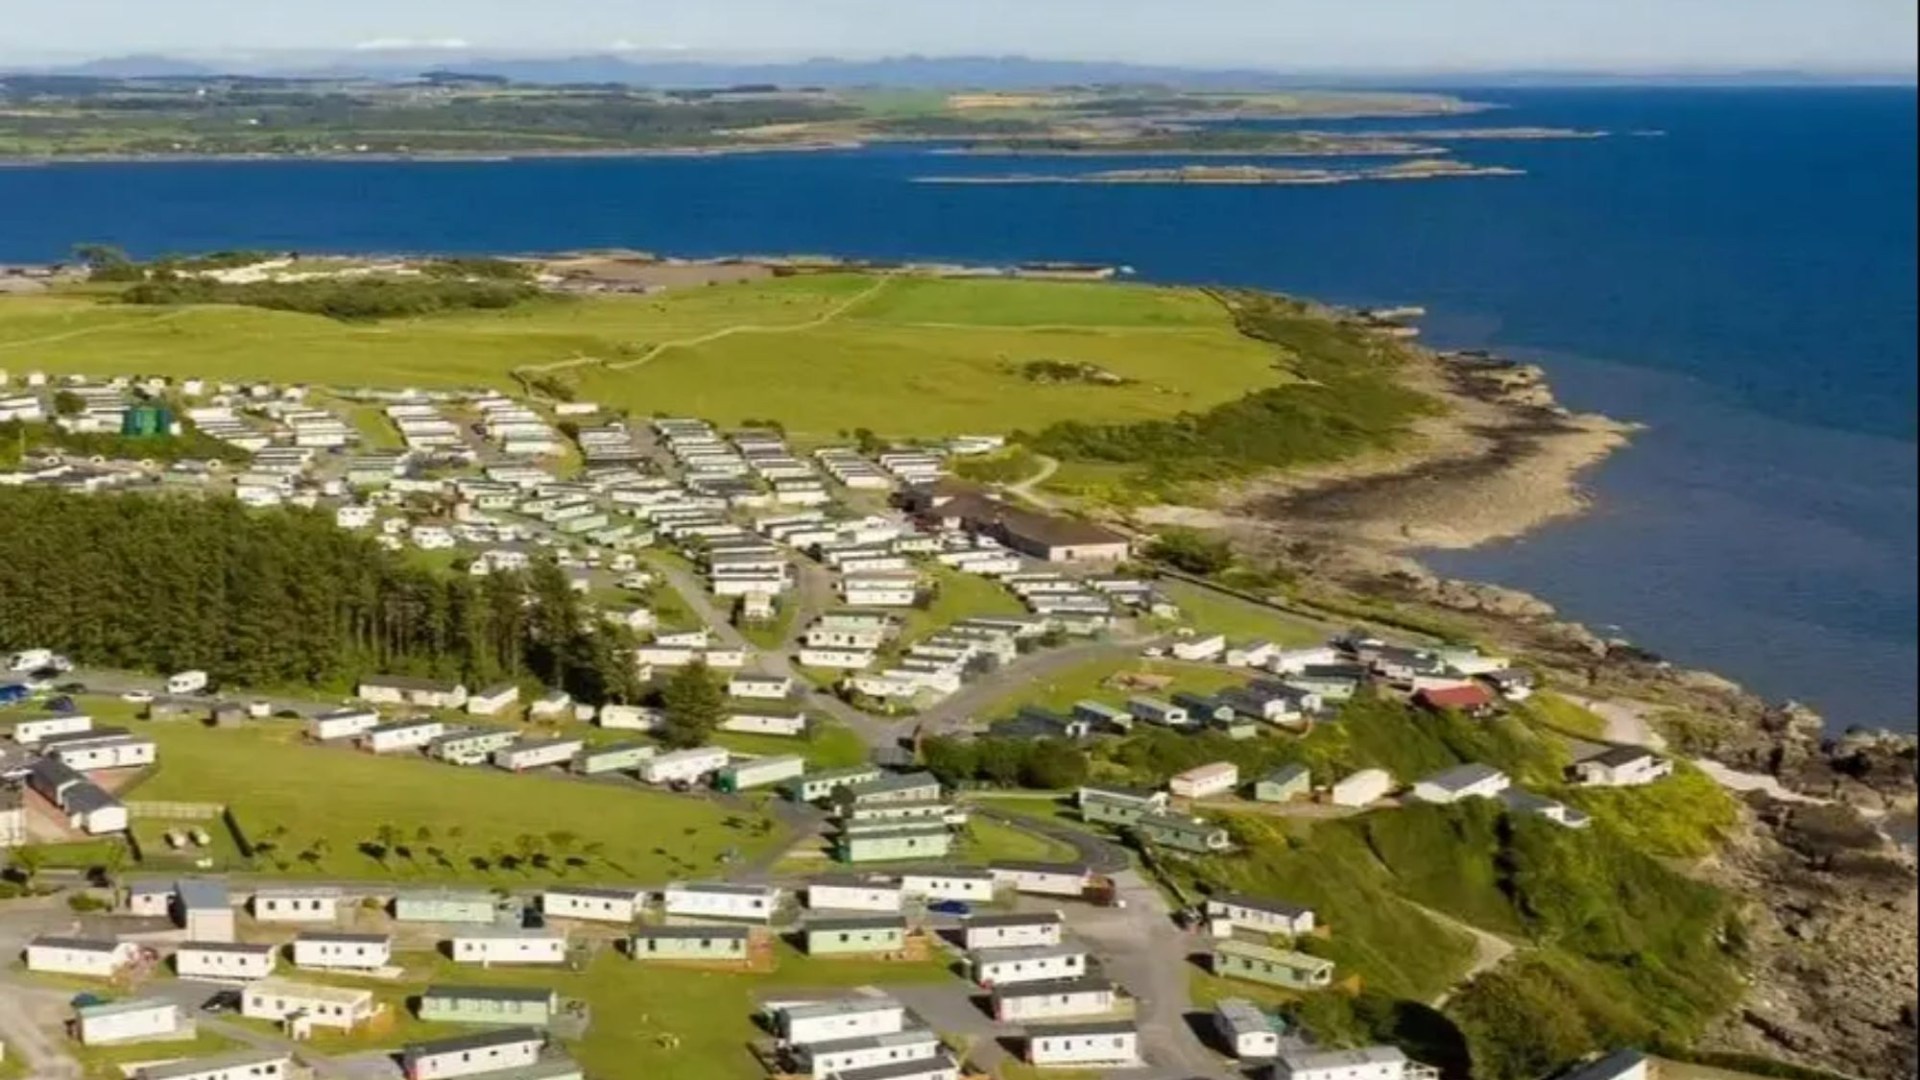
[121,274,539,320]
[1144,527,1235,575]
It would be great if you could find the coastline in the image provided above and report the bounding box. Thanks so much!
[0,140,867,167]
[916,163,1526,186]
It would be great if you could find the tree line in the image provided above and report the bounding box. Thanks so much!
[0,488,644,702]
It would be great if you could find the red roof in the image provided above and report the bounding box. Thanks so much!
[1415,684,1496,711]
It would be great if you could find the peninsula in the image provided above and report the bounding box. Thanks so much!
[918,160,1527,185]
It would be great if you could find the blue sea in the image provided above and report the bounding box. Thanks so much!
[1,87,1913,729]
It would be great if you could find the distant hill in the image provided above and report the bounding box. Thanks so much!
[8,51,1912,89]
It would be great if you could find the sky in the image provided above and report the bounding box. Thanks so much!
[1,0,1915,73]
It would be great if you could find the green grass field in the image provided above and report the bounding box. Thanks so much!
[267,944,954,1078]
[1157,581,1328,647]
[898,567,1027,644]
[984,656,1250,719]
[122,708,786,884]
[72,1030,240,1080]
[1,274,1280,439]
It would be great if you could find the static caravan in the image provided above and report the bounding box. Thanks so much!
[808,875,906,913]
[133,1051,292,1080]
[74,998,183,1045]
[542,886,645,924]
[1078,784,1169,827]
[640,746,729,786]
[571,742,655,775]
[897,868,996,904]
[988,862,1090,899]
[962,912,1064,951]
[1213,998,1280,1060]
[25,935,137,978]
[774,996,908,1047]
[830,1056,959,1080]
[418,985,559,1028]
[360,718,446,755]
[1211,939,1336,990]
[292,931,392,970]
[1205,893,1317,937]
[492,737,586,773]
[394,889,499,925]
[308,707,380,742]
[786,765,885,804]
[795,1030,944,1079]
[241,978,378,1031]
[993,977,1118,1022]
[1168,761,1240,800]
[1022,1020,1140,1068]
[173,941,276,981]
[629,925,752,963]
[969,944,1089,988]
[802,916,910,956]
[448,929,568,967]
[401,1027,546,1080]
[662,881,782,923]
[597,704,664,731]
[716,754,807,793]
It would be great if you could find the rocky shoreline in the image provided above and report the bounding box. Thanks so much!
[1140,308,1916,1078]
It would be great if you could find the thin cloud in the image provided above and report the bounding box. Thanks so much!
[352,37,472,52]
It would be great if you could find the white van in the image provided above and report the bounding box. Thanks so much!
[6,649,53,673]
[166,670,210,695]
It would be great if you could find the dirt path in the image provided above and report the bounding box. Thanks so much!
[601,275,894,372]
[1418,902,1519,1007]
[511,275,893,379]
[0,307,194,351]
[1005,453,1061,509]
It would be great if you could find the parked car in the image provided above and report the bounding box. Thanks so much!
[928,900,971,916]
[121,690,155,704]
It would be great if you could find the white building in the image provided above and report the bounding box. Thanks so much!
[241,978,378,1032]
[361,719,446,754]
[796,1030,945,1079]
[133,1050,293,1080]
[466,683,521,717]
[662,881,782,922]
[542,886,646,924]
[1410,764,1512,805]
[251,887,342,924]
[961,912,1064,951]
[1329,768,1394,808]
[6,711,92,744]
[25,936,137,978]
[598,704,663,731]
[1271,1045,1411,1080]
[988,863,1089,898]
[308,707,380,742]
[45,733,158,770]
[492,737,585,772]
[1171,634,1227,662]
[1023,1020,1140,1068]
[448,929,568,967]
[402,1028,547,1080]
[993,977,1117,1022]
[726,674,793,700]
[292,932,391,970]
[774,997,907,1047]
[807,876,905,913]
[173,941,276,981]
[1213,998,1280,1060]
[640,746,729,786]
[1205,894,1316,937]
[74,998,182,1045]
[897,868,997,903]
[970,944,1089,987]
[1169,761,1240,800]
[1570,747,1675,788]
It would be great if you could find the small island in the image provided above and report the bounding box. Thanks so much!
[919,159,1527,186]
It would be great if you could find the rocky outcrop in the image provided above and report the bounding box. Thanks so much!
[1705,799,1919,1080]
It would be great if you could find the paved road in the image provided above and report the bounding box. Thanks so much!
[971,805,1130,876]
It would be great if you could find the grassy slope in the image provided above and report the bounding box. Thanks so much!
[127,714,784,885]
[4,274,1279,439]
[984,656,1247,720]
[1157,580,1327,646]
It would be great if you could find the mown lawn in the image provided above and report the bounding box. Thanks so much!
[127,711,786,885]
[72,1029,240,1080]
[1157,581,1327,647]
[897,568,1025,644]
[261,939,960,1077]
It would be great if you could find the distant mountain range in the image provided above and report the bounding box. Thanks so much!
[4,51,1913,89]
